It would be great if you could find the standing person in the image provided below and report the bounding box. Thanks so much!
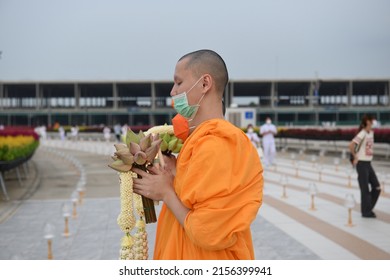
[246,124,260,147]
[260,117,277,166]
[121,124,129,142]
[246,124,263,160]
[58,126,66,141]
[114,123,122,142]
[349,115,381,218]
[132,50,263,260]
[70,125,79,141]
[103,126,111,142]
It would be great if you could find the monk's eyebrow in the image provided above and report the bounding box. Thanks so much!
[174,75,182,82]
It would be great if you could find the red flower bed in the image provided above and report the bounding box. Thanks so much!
[277,128,390,144]
[47,125,152,133]
[0,126,40,140]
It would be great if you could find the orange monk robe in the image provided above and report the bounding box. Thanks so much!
[154,119,263,260]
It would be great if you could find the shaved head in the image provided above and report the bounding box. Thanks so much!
[178,49,229,94]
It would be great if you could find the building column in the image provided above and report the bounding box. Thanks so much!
[308,81,314,107]
[0,83,3,111]
[271,82,276,108]
[347,81,353,107]
[128,114,133,126]
[113,83,118,109]
[149,114,155,126]
[224,83,229,109]
[74,83,80,109]
[35,83,41,110]
[274,110,278,125]
[151,82,156,110]
[229,81,234,107]
[388,80,390,107]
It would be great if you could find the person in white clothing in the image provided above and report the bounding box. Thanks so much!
[58,126,66,141]
[70,125,79,141]
[246,124,263,160]
[246,124,260,147]
[260,117,277,166]
[121,124,129,142]
[103,126,111,142]
[349,115,380,218]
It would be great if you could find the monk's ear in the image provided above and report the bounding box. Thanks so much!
[201,74,213,93]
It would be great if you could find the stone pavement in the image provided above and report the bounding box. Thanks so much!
[0,139,389,260]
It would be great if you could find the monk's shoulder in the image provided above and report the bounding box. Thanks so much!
[196,119,250,148]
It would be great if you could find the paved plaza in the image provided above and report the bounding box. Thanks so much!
[0,139,389,260]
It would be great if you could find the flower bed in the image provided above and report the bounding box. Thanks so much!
[0,127,40,162]
[241,127,390,144]
[47,125,152,133]
[277,128,390,144]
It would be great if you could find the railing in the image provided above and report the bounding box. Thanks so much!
[0,152,35,200]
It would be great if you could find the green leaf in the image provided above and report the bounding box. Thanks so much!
[160,139,168,152]
[168,138,178,151]
[126,129,140,146]
[138,130,145,139]
[172,143,183,153]
[162,133,171,144]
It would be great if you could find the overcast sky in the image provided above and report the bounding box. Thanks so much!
[0,0,389,82]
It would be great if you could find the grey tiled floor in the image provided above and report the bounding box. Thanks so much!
[0,198,318,260]
[0,145,319,260]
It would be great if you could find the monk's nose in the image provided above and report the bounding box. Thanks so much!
[170,87,176,97]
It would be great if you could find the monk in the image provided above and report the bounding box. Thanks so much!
[133,50,263,259]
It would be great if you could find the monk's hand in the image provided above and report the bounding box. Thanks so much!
[163,155,177,176]
[132,165,175,202]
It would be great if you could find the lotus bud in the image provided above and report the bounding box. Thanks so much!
[151,133,160,142]
[139,134,152,152]
[114,143,128,152]
[120,154,134,166]
[111,155,119,161]
[130,142,141,155]
[134,151,147,165]
[108,160,132,172]
[145,141,161,163]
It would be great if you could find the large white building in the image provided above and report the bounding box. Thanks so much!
[1,79,389,127]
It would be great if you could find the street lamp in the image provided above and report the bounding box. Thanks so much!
[62,203,71,237]
[299,149,304,160]
[311,155,317,168]
[294,161,300,178]
[346,168,353,188]
[380,172,386,195]
[280,175,288,199]
[290,153,296,164]
[43,223,55,260]
[316,164,323,181]
[77,179,86,205]
[333,158,340,172]
[308,182,318,211]
[344,194,356,227]
[71,190,78,219]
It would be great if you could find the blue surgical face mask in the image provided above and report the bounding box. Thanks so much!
[172,76,205,120]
